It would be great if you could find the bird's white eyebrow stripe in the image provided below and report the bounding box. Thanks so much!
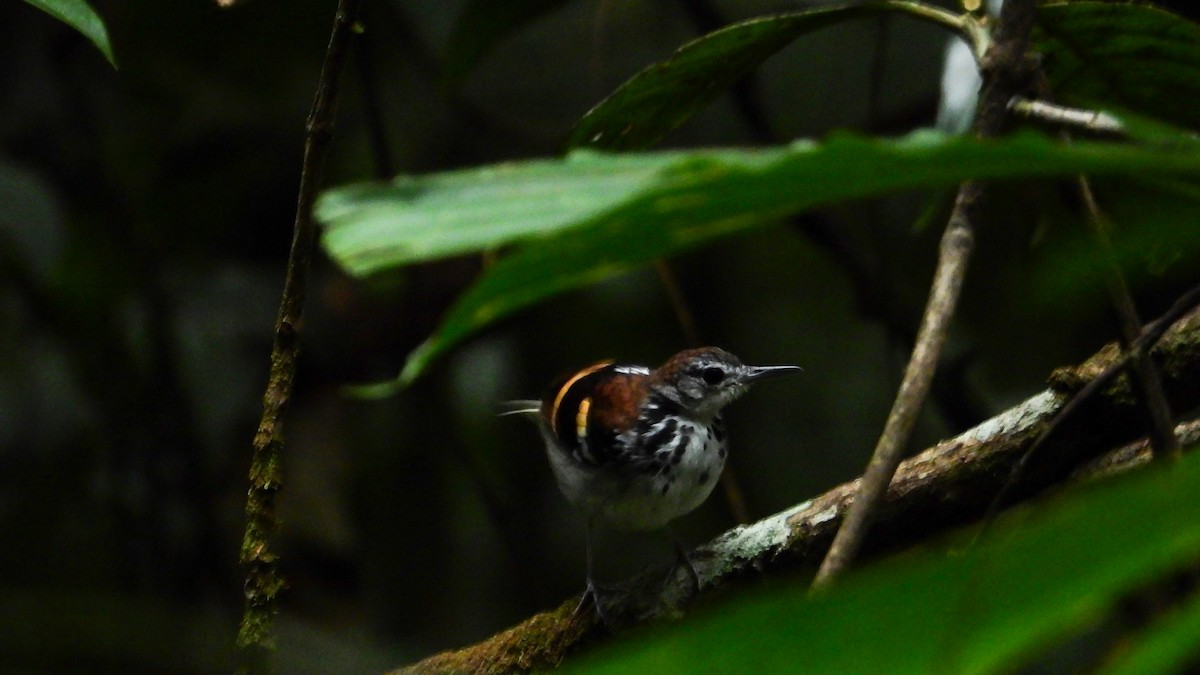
[613,365,650,375]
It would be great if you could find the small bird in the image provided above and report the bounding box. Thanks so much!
[507,347,800,618]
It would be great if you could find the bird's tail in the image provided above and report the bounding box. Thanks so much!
[497,399,541,418]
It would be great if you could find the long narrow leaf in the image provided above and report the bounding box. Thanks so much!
[567,0,963,150]
[22,0,116,68]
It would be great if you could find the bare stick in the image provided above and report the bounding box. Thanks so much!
[1077,177,1179,459]
[1009,98,1125,136]
[813,196,973,588]
[811,0,1039,589]
[236,0,362,669]
[353,8,395,180]
[653,260,702,348]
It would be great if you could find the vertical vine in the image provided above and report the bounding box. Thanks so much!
[237,0,364,670]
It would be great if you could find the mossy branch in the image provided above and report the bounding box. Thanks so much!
[236,0,363,670]
[391,307,1200,674]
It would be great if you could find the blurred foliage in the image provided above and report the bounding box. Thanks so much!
[574,443,1200,674]
[2,0,1200,672]
[1096,582,1200,675]
[567,1,962,151]
[1037,1,1200,131]
[442,0,572,86]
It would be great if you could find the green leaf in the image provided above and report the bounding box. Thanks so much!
[567,0,966,151]
[443,0,574,86]
[318,150,682,275]
[574,447,1200,674]
[1037,1,1200,131]
[22,0,117,68]
[317,130,1200,387]
[1097,588,1200,675]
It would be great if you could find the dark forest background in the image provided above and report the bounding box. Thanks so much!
[3,1,1199,672]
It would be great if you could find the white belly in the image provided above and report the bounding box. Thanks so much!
[544,419,727,531]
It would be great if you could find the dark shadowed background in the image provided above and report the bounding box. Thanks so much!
[3,1,1197,672]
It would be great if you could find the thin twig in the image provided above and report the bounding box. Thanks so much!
[866,13,892,130]
[1009,97,1125,136]
[812,0,1039,590]
[813,189,974,589]
[353,6,395,180]
[880,0,989,62]
[653,261,701,347]
[1077,176,1179,459]
[977,281,1200,536]
[1073,419,1200,483]
[236,0,362,669]
[716,465,753,525]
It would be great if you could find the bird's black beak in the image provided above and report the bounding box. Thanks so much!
[742,364,803,383]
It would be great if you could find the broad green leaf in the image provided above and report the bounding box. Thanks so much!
[318,150,686,275]
[1097,588,1200,675]
[22,0,116,68]
[567,0,964,150]
[317,130,1200,388]
[574,447,1200,674]
[443,0,574,86]
[1038,2,1200,131]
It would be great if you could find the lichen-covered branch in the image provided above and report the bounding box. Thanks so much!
[237,0,362,670]
[391,308,1200,674]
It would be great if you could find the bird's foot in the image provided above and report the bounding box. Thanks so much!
[574,578,614,626]
[666,541,701,593]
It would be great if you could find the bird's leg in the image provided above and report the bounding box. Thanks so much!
[574,519,611,625]
[667,528,701,593]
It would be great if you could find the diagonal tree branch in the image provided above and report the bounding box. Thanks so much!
[390,307,1200,674]
[812,0,1040,588]
[236,0,363,670]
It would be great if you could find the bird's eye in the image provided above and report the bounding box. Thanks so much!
[701,367,725,385]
